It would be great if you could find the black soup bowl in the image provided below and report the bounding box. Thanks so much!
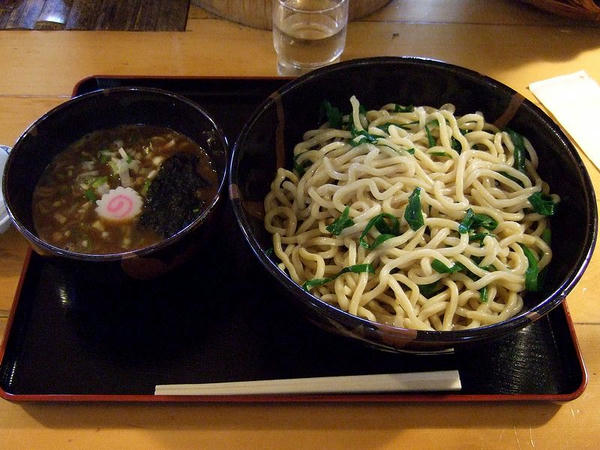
[229,57,597,352]
[3,87,228,279]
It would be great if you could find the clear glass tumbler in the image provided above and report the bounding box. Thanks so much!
[272,0,349,75]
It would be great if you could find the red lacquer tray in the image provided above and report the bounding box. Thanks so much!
[0,76,587,402]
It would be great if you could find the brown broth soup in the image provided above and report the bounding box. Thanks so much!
[32,125,218,254]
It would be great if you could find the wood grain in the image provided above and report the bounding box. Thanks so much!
[1,0,43,29]
[365,0,595,25]
[63,0,100,30]
[193,0,392,29]
[0,20,598,97]
[520,0,600,21]
[95,0,148,31]
[0,0,190,31]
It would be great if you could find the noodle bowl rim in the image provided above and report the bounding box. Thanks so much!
[230,56,597,344]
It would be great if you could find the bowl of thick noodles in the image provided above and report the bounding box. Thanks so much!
[3,87,228,279]
[229,57,597,351]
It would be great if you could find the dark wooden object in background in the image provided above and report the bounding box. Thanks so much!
[0,0,190,30]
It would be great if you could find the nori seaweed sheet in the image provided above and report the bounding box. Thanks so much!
[139,153,207,237]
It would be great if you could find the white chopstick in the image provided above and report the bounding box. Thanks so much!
[154,370,461,396]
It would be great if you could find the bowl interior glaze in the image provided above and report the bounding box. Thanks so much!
[230,57,597,350]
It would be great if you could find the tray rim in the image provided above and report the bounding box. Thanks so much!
[0,75,589,403]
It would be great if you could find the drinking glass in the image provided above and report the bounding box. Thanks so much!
[272,0,349,75]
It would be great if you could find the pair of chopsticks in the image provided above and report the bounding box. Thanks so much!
[154,370,461,396]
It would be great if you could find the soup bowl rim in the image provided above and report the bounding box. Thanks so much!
[3,86,229,262]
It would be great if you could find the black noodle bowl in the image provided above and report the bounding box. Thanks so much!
[229,57,597,351]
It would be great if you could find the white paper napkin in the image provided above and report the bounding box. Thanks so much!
[529,71,600,171]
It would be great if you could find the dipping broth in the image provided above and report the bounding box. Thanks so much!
[32,125,218,254]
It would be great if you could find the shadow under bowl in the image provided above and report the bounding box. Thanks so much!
[229,56,597,351]
[3,87,228,280]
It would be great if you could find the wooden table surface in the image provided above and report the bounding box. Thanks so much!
[1,1,600,448]
[0,0,190,31]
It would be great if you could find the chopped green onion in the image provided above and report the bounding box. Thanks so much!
[319,100,343,128]
[303,263,375,291]
[519,243,540,292]
[458,209,475,234]
[424,123,436,147]
[471,256,484,265]
[398,121,419,130]
[141,179,151,196]
[428,151,449,157]
[528,192,557,216]
[432,259,465,274]
[506,128,527,174]
[479,286,489,302]
[350,125,378,146]
[359,213,400,249]
[404,187,424,231]
[91,176,108,188]
[451,137,462,154]
[369,233,398,249]
[108,160,119,174]
[97,150,111,164]
[480,264,496,272]
[432,256,494,280]
[326,206,355,235]
[394,104,414,113]
[541,228,552,245]
[303,278,343,292]
[469,232,496,243]
[419,282,443,298]
[376,123,393,133]
[498,171,524,187]
[380,144,414,154]
[378,143,401,154]
[293,153,312,177]
[84,188,97,202]
[458,208,498,234]
[474,214,497,230]
[373,213,400,235]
